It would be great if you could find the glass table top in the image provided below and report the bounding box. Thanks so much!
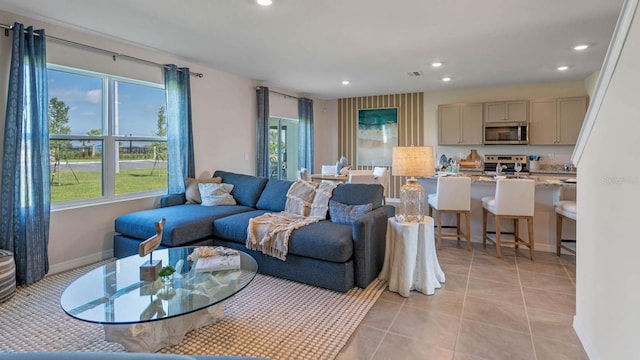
[60,246,257,325]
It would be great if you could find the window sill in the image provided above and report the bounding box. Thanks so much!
[51,190,166,212]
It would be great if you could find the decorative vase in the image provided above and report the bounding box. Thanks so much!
[396,178,426,223]
[338,156,348,173]
[469,149,480,161]
[161,274,173,286]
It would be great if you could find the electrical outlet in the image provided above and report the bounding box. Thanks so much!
[244,152,248,161]
[547,152,555,160]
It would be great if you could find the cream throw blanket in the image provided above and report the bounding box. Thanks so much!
[246,181,338,260]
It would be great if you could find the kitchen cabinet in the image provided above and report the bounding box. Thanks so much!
[484,101,529,122]
[438,103,483,145]
[530,96,587,145]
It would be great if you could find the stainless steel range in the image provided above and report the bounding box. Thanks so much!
[483,155,529,174]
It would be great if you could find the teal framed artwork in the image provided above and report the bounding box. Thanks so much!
[357,108,398,166]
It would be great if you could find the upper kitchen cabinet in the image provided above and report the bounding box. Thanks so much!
[557,97,588,144]
[484,101,529,122]
[530,96,588,145]
[438,103,483,145]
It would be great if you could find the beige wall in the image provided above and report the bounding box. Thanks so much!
[574,4,640,359]
[584,70,600,98]
[268,89,299,120]
[314,99,339,174]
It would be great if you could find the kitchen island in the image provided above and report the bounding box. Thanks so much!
[418,173,576,255]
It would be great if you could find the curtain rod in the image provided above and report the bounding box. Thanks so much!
[257,86,302,100]
[1,23,204,78]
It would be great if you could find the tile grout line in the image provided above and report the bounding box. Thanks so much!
[368,295,406,360]
[561,257,577,288]
[516,254,539,360]
[451,246,475,358]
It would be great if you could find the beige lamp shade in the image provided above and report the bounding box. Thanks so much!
[392,146,435,178]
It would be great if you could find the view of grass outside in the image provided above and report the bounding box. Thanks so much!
[47,67,168,204]
[50,162,168,203]
[50,137,168,203]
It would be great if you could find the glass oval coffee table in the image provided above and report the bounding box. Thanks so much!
[60,246,257,352]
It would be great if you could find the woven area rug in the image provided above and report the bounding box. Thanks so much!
[0,260,385,359]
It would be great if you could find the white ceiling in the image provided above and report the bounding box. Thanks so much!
[0,0,625,99]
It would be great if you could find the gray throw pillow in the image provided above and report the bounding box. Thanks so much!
[329,200,372,225]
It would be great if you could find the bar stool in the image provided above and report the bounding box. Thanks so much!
[555,200,576,256]
[482,179,536,259]
[427,176,472,250]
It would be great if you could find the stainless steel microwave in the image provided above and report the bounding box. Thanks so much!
[483,121,529,145]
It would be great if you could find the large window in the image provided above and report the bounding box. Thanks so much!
[47,65,167,205]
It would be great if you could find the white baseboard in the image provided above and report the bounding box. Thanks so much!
[574,316,598,359]
[48,249,113,275]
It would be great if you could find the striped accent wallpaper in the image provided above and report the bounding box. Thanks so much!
[338,93,425,199]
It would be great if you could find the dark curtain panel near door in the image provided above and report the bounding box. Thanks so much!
[0,23,50,285]
[256,87,270,177]
[298,97,314,172]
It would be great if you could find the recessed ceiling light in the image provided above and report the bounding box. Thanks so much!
[257,0,272,6]
[573,44,589,51]
[341,80,350,85]
[557,66,569,71]
[431,62,443,67]
[442,77,451,82]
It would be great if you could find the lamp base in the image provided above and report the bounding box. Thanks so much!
[396,177,425,223]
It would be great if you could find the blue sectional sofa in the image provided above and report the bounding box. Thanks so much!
[114,170,395,292]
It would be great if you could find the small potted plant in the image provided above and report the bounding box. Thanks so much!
[158,265,176,285]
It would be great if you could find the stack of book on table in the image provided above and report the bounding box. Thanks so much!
[194,251,240,272]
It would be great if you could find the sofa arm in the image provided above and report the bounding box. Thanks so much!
[160,193,186,207]
[351,204,395,288]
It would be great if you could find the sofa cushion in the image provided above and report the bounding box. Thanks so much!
[214,213,353,263]
[115,204,254,246]
[213,210,271,242]
[331,183,384,209]
[289,221,353,262]
[213,170,268,208]
[256,179,293,212]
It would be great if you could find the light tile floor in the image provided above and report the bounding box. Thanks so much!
[337,240,586,360]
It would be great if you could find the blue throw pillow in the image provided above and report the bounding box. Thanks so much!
[329,200,372,225]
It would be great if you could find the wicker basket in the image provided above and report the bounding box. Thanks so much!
[0,249,16,303]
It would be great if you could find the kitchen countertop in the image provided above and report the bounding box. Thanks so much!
[423,172,576,187]
[531,170,577,176]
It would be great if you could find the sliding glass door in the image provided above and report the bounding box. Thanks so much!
[268,117,298,180]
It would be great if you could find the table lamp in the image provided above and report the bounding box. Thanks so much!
[392,146,435,222]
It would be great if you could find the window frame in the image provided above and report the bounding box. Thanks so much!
[48,64,168,210]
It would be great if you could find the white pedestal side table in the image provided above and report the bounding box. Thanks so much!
[379,217,445,297]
